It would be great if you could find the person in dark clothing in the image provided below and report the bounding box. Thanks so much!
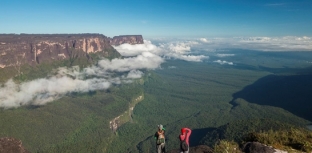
[154,124,166,153]
[179,127,192,153]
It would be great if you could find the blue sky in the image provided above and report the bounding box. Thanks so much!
[1,0,311,38]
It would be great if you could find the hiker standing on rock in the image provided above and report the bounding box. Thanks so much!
[154,124,166,153]
[179,127,192,153]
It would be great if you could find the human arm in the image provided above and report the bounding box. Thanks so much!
[183,128,192,145]
[184,128,191,136]
[154,132,158,140]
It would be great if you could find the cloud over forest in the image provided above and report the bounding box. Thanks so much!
[213,60,234,65]
[0,39,210,108]
[114,40,208,62]
[0,51,164,108]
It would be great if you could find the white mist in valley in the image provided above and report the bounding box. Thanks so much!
[0,39,209,109]
[0,51,164,108]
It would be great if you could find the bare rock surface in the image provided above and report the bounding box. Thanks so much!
[110,35,143,46]
[243,142,275,153]
[0,137,30,153]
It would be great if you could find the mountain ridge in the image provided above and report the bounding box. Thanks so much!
[0,34,143,68]
[0,34,143,82]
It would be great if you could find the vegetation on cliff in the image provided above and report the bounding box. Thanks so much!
[211,126,312,152]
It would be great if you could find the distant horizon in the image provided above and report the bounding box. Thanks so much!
[0,33,311,52]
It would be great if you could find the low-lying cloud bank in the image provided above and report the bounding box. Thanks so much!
[149,36,312,52]
[195,36,312,51]
[233,36,312,51]
[213,60,234,65]
[0,77,111,108]
[1,39,210,109]
[0,52,164,108]
[112,40,161,57]
[113,40,208,62]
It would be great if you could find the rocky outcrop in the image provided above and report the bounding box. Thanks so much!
[0,137,30,153]
[109,35,143,46]
[242,142,275,153]
[170,143,286,153]
[0,34,143,69]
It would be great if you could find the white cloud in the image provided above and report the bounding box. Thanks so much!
[232,36,312,51]
[199,38,210,43]
[126,70,144,79]
[165,53,208,62]
[176,36,312,52]
[159,41,208,61]
[0,51,165,109]
[113,39,208,62]
[213,60,234,65]
[113,40,161,56]
[151,36,312,52]
[0,77,112,108]
[97,52,164,72]
[168,43,191,53]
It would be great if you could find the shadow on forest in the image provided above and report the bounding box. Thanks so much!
[231,67,312,122]
[189,127,216,147]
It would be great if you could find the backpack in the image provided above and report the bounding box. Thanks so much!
[180,136,188,151]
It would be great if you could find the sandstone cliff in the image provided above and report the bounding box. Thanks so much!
[109,35,144,46]
[0,34,143,69]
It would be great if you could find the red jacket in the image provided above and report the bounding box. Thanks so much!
[179,128,192,145]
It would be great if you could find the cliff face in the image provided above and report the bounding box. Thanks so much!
[110,35,144,46]
[0,34,143,68]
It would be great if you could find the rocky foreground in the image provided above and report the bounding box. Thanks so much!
[0,138,293,153]
[0,137,30,153]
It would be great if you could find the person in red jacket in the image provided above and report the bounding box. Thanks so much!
[179,127,192,153]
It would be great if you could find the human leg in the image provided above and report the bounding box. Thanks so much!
[157,144,163,153]
[161,143,165,153]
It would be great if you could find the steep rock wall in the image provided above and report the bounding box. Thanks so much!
[0,34,143,68]
[109,35,144,46]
